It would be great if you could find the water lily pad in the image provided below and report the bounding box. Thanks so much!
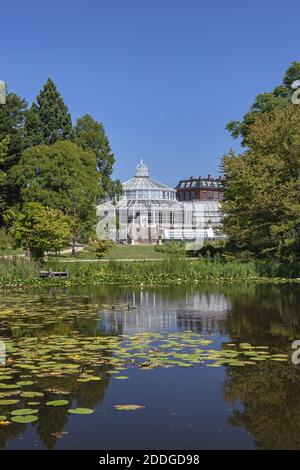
[114,404,145,411]
[0,399,20,405]
[11,408,39,416]
[20,391,44,398]
[16,381,34,386]
[67,408,94,415]
[46,400,69,406]
[0,383,19,389]
[11,415,38,424]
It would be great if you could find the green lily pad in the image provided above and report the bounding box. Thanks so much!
[68,408,94,415]
[0,399,20,405]
[114,404,145,411]
[16,381,35,386]
[0,383,19,389]
[20,391,44,398]
[11,408,39,416]
[11,415,38,424]
[46,400,69,406]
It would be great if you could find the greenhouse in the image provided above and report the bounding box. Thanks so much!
[96,161,224,243]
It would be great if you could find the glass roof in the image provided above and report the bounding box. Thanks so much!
[122,160,176,195]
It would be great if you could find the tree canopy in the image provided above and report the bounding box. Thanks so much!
[72,114,121,198]
[0,79,119,243]
[10,140,101,243]
[27,78,73,146]
[10,202,72,259]
[226,62,300,146]
[221,104,300,261]
[0,93,27,171]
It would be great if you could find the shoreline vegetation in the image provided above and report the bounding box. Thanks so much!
[0,255,299,289]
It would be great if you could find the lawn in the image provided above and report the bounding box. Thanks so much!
[101,244,168,260]
[53,243,169,260]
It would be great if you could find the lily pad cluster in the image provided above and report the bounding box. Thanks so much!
[0,328,289,428]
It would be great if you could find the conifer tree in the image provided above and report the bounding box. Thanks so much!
[24,103,43,148]
[35,78,72,144]
[0,93,27,169]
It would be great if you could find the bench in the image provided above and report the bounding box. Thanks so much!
[39,269,69,278]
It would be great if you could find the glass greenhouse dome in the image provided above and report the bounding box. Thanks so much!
[96,160,226,244]
[122,160,176,201]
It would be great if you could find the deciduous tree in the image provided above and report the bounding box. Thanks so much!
[10,202,72,259]
[10,140,101,250]
[226,62,300,146]
[221,105,300,261]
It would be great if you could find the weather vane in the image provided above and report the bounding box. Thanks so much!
[0,80,7,104]
[291,80,300,104]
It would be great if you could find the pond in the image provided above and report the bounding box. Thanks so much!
[0,283,299,450]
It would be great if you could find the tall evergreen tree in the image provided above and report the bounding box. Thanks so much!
[0,136,9,187]
[24,103,43,148]
[0,93,28,216]
[34,78,72,145]
[0,93,27,169]
[72,114,121,198]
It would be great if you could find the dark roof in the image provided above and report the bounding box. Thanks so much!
[175,175,224,190]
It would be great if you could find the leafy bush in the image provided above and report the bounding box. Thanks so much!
[186,240,226,258]
[10,203,72,259]
[88,239,115,258]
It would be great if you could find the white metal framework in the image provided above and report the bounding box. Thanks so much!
[96,161,225,244]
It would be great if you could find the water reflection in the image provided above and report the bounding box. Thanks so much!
[96,288,230,335]
[0,283,299,449]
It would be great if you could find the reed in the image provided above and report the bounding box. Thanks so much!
[0,256,39,286]
[0,255,298,288]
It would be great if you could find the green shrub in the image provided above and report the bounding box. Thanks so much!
[88,239,115,258]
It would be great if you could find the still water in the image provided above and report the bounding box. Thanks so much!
[0,283,299,450]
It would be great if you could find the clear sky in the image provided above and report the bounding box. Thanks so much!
[1,0,299,186]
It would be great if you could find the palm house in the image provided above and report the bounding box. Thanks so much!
[96,161,224,244]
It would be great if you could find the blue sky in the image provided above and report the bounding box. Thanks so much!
[1,0,299,186]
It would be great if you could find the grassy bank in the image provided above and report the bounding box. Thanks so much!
[0,256,299,288]
[59,244,168,260]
